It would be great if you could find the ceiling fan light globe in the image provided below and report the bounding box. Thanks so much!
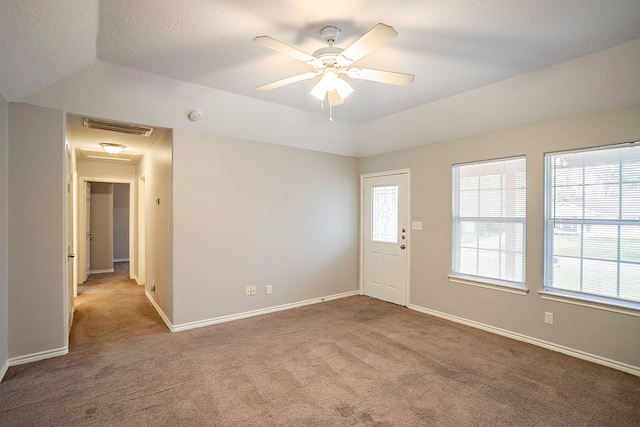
[310,81,327,100]
[321,71,338,91]
[336,79,353,99]
[327,90,344,106]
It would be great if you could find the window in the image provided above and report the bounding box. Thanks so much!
[451,157,526,289]
[544,143,640,305]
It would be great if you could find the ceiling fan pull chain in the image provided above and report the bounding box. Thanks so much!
[329,103,333,122]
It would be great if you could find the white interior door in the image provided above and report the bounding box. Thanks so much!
[85,182,91,281]
[363,172,409,306]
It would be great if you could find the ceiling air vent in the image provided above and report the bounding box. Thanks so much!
[83,118,154,137]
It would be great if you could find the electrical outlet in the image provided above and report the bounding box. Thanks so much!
[245,286,251,296]
[151,280,155,292]
[266,285,272,295]
[251,286,257,295]
[544,312,554,325]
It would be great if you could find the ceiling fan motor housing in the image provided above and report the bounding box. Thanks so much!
[311,46,350,72]
[320,26,341,44]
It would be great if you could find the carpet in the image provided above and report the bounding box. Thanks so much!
[1,263,639,426]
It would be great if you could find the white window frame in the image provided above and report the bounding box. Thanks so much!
[541,142,640,316]
[449,156,527,294]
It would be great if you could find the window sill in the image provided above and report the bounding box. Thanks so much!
[538,289,640,317]
[448,275,529,296]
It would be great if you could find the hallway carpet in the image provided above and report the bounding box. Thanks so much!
[1,264,639,426]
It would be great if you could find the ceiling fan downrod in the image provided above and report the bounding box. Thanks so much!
[320,26,340,46]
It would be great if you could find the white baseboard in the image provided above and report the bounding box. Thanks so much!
[68,309,74,340]
[7,346,68,367]
[0,360,8,383]
[90,268,114,274]
[146,290,359,333]
[145,290,172,331]
[408,304,640,377]
[113,258,129,262]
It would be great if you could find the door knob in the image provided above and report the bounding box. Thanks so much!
[68,253,75,258]
[400,245,406,250]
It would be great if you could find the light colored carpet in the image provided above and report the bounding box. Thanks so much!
[1,263,639,426]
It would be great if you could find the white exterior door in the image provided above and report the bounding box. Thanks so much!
[362,172,409,306]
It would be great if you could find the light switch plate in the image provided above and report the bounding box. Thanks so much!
[411,221,423,230]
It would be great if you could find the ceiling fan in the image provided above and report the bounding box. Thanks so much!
[253,23,414,120]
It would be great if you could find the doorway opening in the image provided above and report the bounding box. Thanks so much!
[78,178,135,290]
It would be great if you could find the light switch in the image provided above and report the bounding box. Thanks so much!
[411,221,423,231]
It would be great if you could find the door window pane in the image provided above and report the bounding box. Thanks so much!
[372,185,398,243]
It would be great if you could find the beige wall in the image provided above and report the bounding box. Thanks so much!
[136,130,173,320]
[359,105,640,369]
[0,95,8,377]
[78,160,135,180]
[2,100,637,374]
[171,130,359,326]
[8,103,66,359]
[89,182,113,271]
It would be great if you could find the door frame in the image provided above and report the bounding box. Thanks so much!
[359,169,411,305]
[137,174,146,287]
[84,182,91,282]
[78,176,136,284]
[65,145,75,342]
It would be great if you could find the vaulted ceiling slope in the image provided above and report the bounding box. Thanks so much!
[1,1,640,157]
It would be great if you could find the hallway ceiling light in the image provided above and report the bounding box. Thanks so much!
[101,143,126,154]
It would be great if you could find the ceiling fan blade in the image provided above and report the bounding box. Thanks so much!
[339,23,397,64]
[347,68,415,86]
[327,90,344,106]
[254,36,321,67]
[256,72,319,91]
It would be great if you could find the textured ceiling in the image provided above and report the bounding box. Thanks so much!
[1,1,640,156]
[93,0,640,122]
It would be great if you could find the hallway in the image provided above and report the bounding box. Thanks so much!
[0,263,171,425]
[71,262,167,347]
